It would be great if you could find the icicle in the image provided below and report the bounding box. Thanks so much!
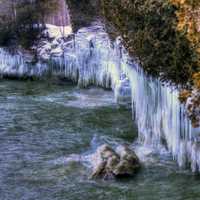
[0,48,48,78]
[0,23,199,171]
[116,37,200,172]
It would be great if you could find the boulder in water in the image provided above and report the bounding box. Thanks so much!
[90,144,119,179]
[114,145,140,176]
[90,144,140,179]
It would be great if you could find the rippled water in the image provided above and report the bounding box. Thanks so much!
[0,80,200,200]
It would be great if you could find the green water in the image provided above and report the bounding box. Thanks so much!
[0,80,200,200]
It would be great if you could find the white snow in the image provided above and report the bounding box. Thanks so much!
[45,24,72,39]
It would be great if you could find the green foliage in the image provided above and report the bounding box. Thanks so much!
[101,0,199,85]
[0,0,58,48]
[67,0,100,31]
[0,20,14,46]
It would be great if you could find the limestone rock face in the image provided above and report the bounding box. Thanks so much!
[45,0,71,27]
[90,144,140,179]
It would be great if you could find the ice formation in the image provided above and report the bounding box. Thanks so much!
[0,23,200,171]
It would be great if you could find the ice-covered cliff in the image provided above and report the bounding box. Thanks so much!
[0,22,200,172]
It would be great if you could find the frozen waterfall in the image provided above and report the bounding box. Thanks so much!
[0,23,200,171]
[0,49,48,78]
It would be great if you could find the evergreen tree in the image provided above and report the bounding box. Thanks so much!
[0,0,58,48]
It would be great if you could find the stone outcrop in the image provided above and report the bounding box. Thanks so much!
[45,0,71,26]
[90,144,140,179]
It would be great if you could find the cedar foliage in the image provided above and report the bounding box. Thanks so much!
[101,0,200,86]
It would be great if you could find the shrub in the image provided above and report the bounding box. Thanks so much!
[101,0,200,86]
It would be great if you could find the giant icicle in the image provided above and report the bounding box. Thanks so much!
[117,40,200,171]
[0,49,48,78]
[0,23,199,171]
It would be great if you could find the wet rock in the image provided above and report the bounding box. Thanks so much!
[90,144,119,179]
[90,144,140,179]
[114,145,140,176]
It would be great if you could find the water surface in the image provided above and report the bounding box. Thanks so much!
[0,80,200,200]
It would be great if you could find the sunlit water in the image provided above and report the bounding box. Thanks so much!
[0,80,200,200]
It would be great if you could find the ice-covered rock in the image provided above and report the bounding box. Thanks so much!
[36,23,73,61]
[51,47,63,57]
[45,24,72,39]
